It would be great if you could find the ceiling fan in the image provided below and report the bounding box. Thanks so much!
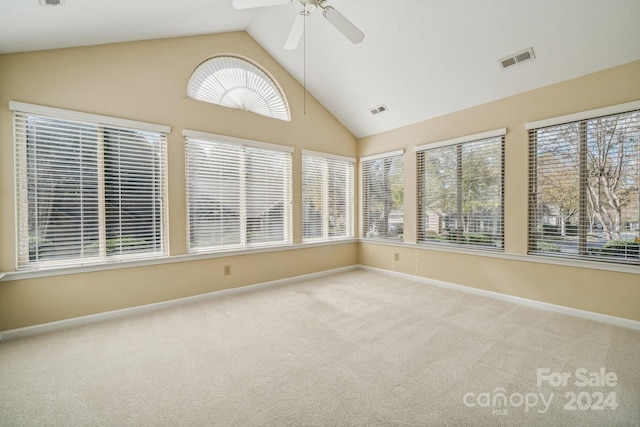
[232,0,365,50]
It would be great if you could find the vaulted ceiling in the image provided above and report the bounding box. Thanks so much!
[1,0,639,138]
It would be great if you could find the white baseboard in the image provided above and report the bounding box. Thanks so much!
[2,263,638,341]
[0,265,358,342]
[358,265,640,331]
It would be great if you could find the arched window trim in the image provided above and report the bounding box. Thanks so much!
[187,54,291,122]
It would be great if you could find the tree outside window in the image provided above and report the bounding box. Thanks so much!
[529,110,640,263]
[15,111,167,268]
[362,153,403,240]
[417,136,504,249]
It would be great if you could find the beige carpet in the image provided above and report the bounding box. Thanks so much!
[1,269,638,426]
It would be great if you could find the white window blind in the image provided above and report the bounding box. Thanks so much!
[185,131,292,252]
[187,55,290,122]
[417,133,505,250]
[528,107,640,265]
[13,104,168,269]
[302,151,354,241]
[361,150,404,240]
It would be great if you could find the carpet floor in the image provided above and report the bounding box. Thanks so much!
[1,268,639,426]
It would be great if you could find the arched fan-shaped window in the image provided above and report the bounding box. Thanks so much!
[187,55,290,122]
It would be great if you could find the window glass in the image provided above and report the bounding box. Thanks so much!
[417,136,504,250]
[529,109,640,264]
[302,152,354,241]
[14,109,167,268]
[186,133,292,252]
[361,152,404,240]
[187,55,290,121]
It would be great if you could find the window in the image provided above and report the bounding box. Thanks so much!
[416,130,505,250]
[302,150,354,241]
[361,150,404,240]
[187,55,290,121]
[528,102,640,265]
[185,130,292,252]
[12,102,169,269]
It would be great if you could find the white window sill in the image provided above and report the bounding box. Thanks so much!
[0,239,358,282]
[360,240,640,274]
[2,238,636,281]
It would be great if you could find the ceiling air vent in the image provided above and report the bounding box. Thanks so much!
[40,0,65,6]
[499,47,535,69]
[369,105,388,115]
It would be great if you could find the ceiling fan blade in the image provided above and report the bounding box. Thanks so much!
[284,13,305,50]
[232,0,290,10]
[323,7,365,45]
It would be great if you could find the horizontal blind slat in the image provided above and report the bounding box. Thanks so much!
[362,153,403,240]
[302,153,354,242]
[186,134,292,252]
[417,135,504,250]
[14,107,168,269]
[528,108,639,265]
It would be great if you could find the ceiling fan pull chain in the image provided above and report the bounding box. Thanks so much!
[303,1,307,115]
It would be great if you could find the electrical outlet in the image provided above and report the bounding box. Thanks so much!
[224,265,231,276]
[393,253,400,261]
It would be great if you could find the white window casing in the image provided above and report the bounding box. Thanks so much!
[187,55,291,122]
[12,102,169,269]
[184,130,293,253]
[302,150,354,242]
[361,150,404,240]
[527,102,639,265]
[416,132,505,251]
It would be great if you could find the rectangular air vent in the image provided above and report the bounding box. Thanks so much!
[499,47,535,69]
[40,0,65,6]
[369,105,388,115]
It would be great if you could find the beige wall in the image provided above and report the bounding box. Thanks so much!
[0,32,358,330]
[358,60,640,321]
[0,33,638,331]
[0,244,357,330]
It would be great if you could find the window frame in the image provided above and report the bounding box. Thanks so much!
[301,150,355,242]
[187,55,290,122]
[526,101,640,265]
[415,129,506,251]
[184,129,293,253]
[11,101,170,270]
[360,149,404,241]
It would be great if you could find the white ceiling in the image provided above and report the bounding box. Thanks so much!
[1,0,639,138]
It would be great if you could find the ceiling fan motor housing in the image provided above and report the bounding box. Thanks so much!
[300,0,319,12]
